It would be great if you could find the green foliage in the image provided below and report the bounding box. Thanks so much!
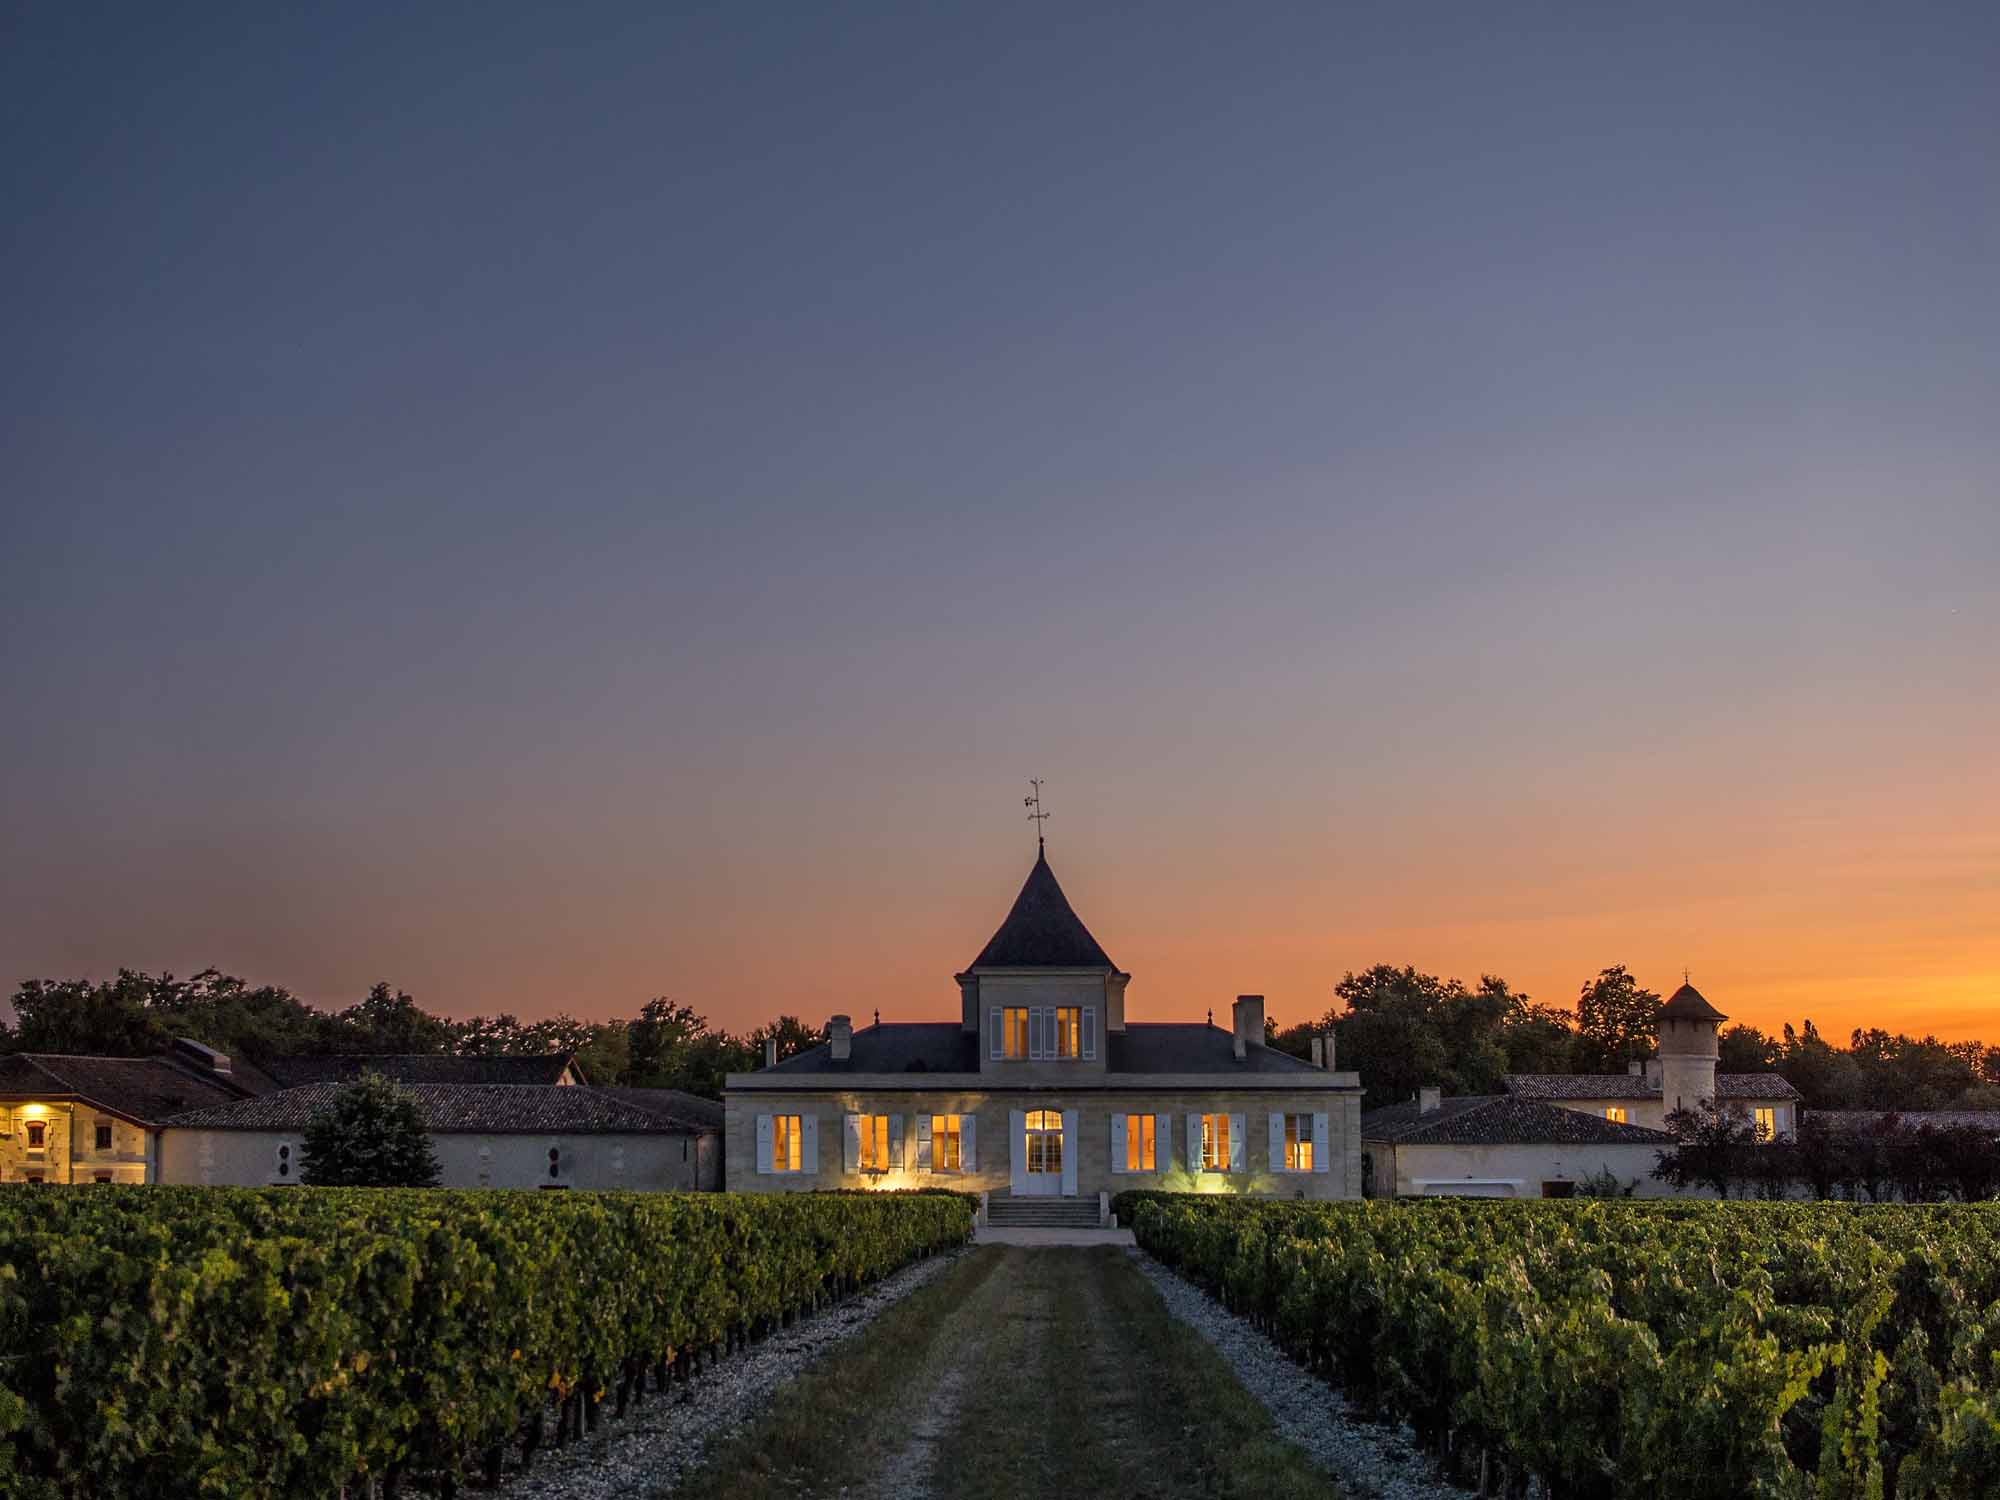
[1574,963,1660,1070]
[299,1072,442,1187]
[1120,1193,2000,1498]
[0,1187,972,1498]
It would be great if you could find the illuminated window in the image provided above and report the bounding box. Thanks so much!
[931,1114,962,1172]
[1025,1110,1063,1175]
[24,1121,45,1150]
[1004,1008,1030,1059]
[856,1114,893,1172]
[772,1114,803,1173]
[95,1123,114,1152]
[1123,1113,1156,1172]
[1753,1107,1775,1141]
[1604,1107,1628,1125]
[1199,1113,1231,1171]
[1283,1114,1314,1172]
[1052,1007,1080,1059]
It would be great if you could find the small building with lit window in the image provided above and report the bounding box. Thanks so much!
[724,850,1363,1215]
[0,1042,254,1184]
[1505,983,1801,1138]
[1360,1091,1679,1199]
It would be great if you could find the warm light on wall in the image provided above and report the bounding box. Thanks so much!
[20,1105,47,1118]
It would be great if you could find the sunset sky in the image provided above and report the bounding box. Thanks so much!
[4,4,1995,1043]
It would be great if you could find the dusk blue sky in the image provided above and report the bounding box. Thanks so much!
[5,3,1996,1039]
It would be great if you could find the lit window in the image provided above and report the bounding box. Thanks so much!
[931,1115,962,1172]
[1025,1110,1063,1174]
[856,1114,892,1172]
[1004,1008,1029,1059]
[24,1121,45,1150]
[1283,1114,1313,1172]
[1053,1007,1080,1059]
[772,1114,803,1173]
[1123,1113,1156,1172]
[1200,1113,1231,1171]
[1604,1107,1628,1124]
[1753,1107,1775,1141]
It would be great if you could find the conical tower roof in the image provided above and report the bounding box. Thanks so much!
[965,850,1117,970]
[1660,982,1726,1023]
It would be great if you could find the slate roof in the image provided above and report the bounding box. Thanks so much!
[0,1053,252,1125]
[1362,1095,1675,1146]
[1660,983,1728,1022]
[755,1020,1330,1077]
[1811,1110,2000,1134]
[261,1053,580,1088]
[594,1087,724,1132]
[1505,1072,1801,1102]
[1106,1024,1328,1075]
[166,1082,683,1134]
[964,852,1118,970]
[762,1023,979,1076]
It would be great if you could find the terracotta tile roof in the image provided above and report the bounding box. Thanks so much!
[1811,1109,2000,1134]
[261,1053,580,1088]
[1362,1095,1674,1146]
[593,1087,724,1132]
[1504,1072,1801,1102]
[0,1053,250,1125]
[963,852,1118,970]
[165,1082,686,1134]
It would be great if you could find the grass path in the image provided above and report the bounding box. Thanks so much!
[668,1247,1340,1500]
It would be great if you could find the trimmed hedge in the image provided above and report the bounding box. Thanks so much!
[1121,1193,2000,1498]
[0,1187,971,1498]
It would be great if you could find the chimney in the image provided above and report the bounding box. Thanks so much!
[1644,1058,1663,1088]
[763,1037,778,1069]
[1309,1037,1324,1069]
[1230,995,1265,1061]
[1419,1085,1441,1114]
[1324,1029,1335,1072]
[828,1014,852,1063]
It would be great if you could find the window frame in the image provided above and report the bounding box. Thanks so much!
[24,1120,46,1150]
[856,1113,893,1173]
[1283,1113,1314,1172]
[1753,1106,1775,1141]
[931,1113,962,1173]
[1199,1112,1231,1172]
[1604,1106,1628,1124]
[771,1113,805,1174]
[1122,1112,1156,1172]
[94,1122,114,1152]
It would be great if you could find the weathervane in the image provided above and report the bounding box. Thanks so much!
[1024,778,1049,851]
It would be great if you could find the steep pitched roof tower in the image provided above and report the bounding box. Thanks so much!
[956,850,1131,1043]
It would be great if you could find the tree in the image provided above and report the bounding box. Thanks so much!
[327,983,456,1055]
[8,973,171,1055]
[1717,1024,1779,1074]
[299,1072,441,1187]
[1574,966,1659,1071]
[1652,1104,1759,1198]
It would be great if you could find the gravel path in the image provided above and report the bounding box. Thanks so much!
[491,1248,971,1500]
[1127,1249,1470,1500]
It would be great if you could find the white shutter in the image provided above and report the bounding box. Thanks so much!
[961,1114,977,1171]
[1229,1114,1246,1173]
[1030,1008,1044,1060]
[1082,1006,1096,1060]
[1110,1112,1127,1174]
[917,1114,933,1170]
[891,1114,906,1169]
[801,1113,818,1171]
[1186,1112,1202,1171]
[755,1113,773,1175]
[1009,1109,1027,1193]
[1061,1110,1079,1196]
[1270,1112,1286,1173]
[990,1007,1002,1059]
[1312,1112,1330,1174]
[843,1114,861,1173]
[1156,1113,1171,1174]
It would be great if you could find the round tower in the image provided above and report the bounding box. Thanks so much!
[1657,981,1726,1115]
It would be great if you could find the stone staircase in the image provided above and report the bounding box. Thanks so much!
[984,1194,1104,1230]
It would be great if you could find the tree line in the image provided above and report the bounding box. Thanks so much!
[0,969,822,1101]
[1653,1107,2000,1201]
[6,961,1995,1109]
[1264,963,2000,1111]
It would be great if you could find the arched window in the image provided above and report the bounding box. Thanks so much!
[1025,1109,1062,1132]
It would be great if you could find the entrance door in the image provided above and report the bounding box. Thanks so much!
[1023,1109,1065,1196]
